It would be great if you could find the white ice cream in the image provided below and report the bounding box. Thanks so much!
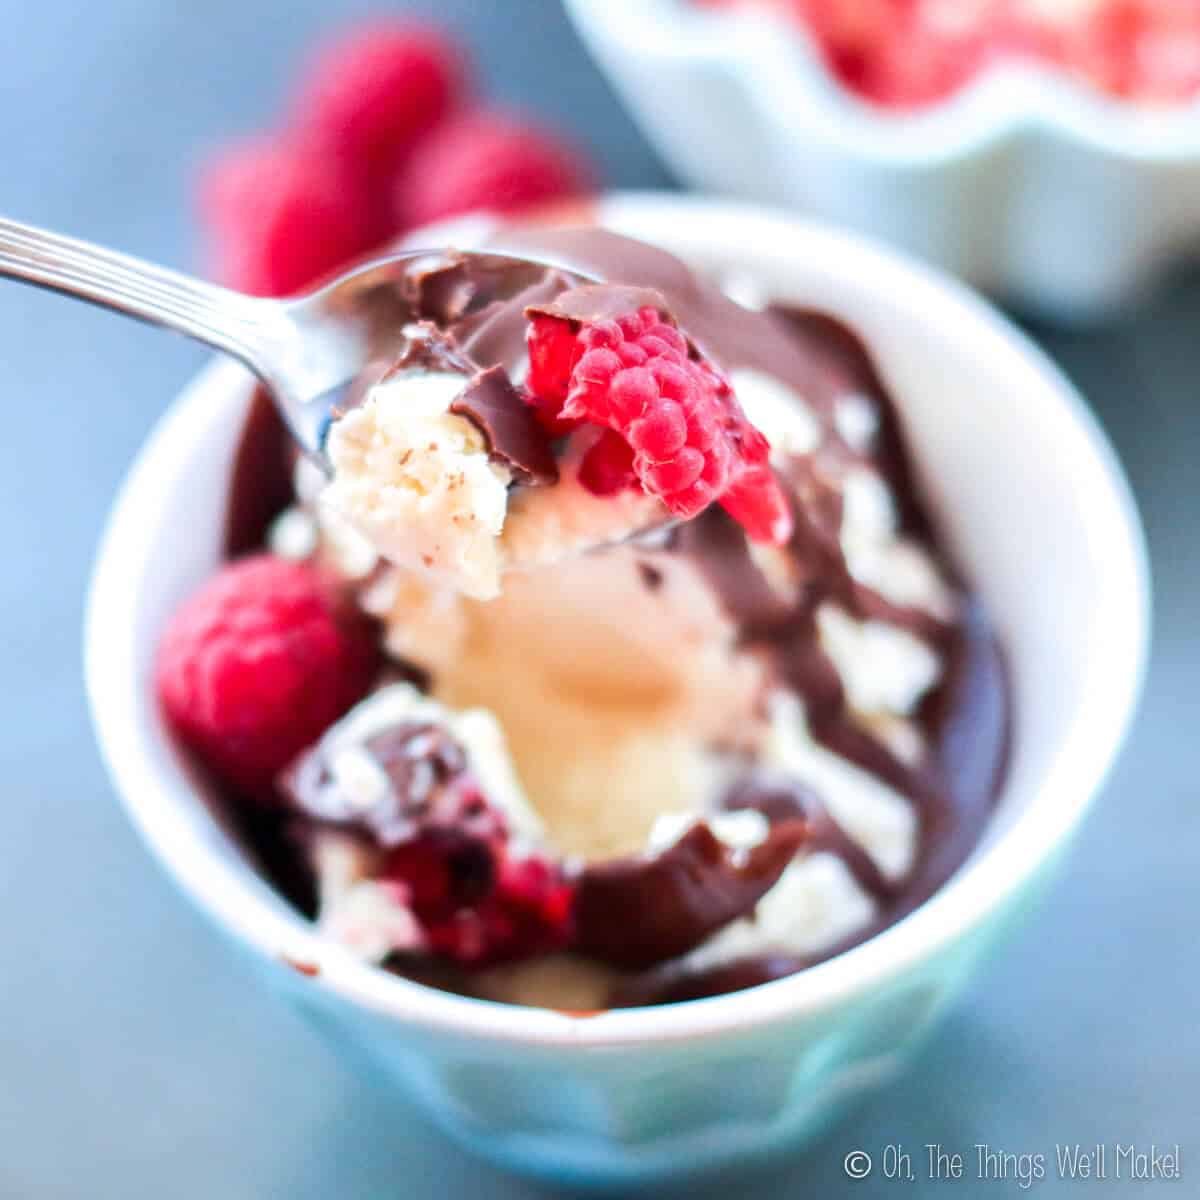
[730,367,821,460]
[321,370,677,600]
[764,690,918,881]
[839,467,956,619]
[322,371,512,600]
[412,547,763,862]
[816,605,941,719]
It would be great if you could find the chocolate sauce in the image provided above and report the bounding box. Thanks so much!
[224,387,293,558]
[450,365,558,486]
[611,608,1006,1007]
[219,227,1010,1007]
[724,773,894,903]
[280,721,505,850]
[573,820,808,970]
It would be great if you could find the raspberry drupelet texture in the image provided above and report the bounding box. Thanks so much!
[156,556,378,797]
[378,825,575,966]
[526,305,793,543]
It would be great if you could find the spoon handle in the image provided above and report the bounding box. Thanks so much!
[0,215,274,368]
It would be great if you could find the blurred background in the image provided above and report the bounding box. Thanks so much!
[0,1,1194,1197]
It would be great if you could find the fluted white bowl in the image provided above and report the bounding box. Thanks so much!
[566,0,1200,320]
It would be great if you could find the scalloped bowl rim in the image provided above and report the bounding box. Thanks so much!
[565,0,1200,163]
[85,193,1149,1051]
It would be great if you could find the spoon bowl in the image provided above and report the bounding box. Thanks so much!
[0,219,582,466]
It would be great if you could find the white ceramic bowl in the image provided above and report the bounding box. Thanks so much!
[566,0,1200,321]
[85,194,1149,1188]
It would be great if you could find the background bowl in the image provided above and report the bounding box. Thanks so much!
[565,0,1200,321]
[85,194,1148,1187]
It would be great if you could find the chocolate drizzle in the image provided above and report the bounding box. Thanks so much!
[218,227,1011,1008]
[224,388,294,558]
[573,819,809,970]
[723,773,893,904]
[279,718,503,850]
[450,365,558,485]
[526,283,675,329]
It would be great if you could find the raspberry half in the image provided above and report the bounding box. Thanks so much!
[525,305,793,543]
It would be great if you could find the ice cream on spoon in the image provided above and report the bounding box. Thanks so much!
[318,248,792,598]
[0,218,790,601]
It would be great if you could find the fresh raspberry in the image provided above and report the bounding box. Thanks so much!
[382,828,499,915]
[578,429,637,495]
[526,313,586,435]
[198,137,377,296]
[1071,1,1200,102]
[383,835,575,967]
[294,22,466,186]
[780,0,1200,107]
[393,110,591,230]
[156,556,378,797]
[525,306,793,543]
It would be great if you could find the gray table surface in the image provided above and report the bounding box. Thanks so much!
[0,2,1193,1196]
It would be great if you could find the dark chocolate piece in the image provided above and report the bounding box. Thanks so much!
[573,819,808,970]
[450,365,558,486]
[373,319,558,486]
[383,321,473,378]
[279,719,503,849]
[526,283,674,330]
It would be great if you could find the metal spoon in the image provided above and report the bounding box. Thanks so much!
[0,215,547,461]
[0,215,677,573]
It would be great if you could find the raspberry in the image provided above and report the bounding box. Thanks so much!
[779,0,1200,107]
[156,556,378,797]
[393,110,591,230]
[382,829,498,914]
[578,429,637,495]
[525,306,793,543]
[526,313,585,435]
[294,22,466,186]
[384,836,575,967]
[1071,1,1200,102]
[198,137,377,296]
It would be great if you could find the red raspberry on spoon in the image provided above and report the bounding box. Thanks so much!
[526,304,793,543]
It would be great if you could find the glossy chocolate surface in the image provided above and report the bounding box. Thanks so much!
[222,228,1009,1008]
